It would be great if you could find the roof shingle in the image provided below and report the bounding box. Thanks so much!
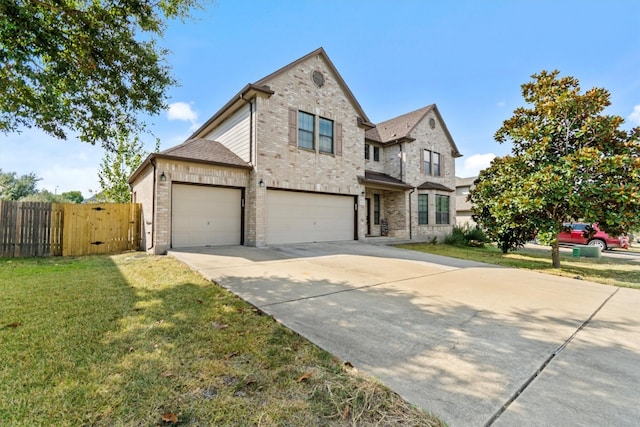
[365,105,434,143]
[160,138,251,168]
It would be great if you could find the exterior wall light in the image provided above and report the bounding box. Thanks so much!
[160,171,167,182]
[259,179,265,187]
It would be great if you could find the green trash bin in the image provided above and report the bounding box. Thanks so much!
[572,247,581,257]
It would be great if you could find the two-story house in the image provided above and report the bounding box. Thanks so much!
[129,48,461,254]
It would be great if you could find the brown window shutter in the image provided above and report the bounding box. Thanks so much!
[420,149,425,174]
[335,123,342,156]
[288,108,297,146]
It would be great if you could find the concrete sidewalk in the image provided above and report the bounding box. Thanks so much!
[169,242,640,427]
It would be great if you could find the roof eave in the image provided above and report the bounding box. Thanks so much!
[358,175,413,191]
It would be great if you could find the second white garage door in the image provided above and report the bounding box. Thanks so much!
[266,190,355,244]
[172,184,242,247]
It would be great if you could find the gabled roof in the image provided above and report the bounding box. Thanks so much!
[366,105,434,143]
[190,48,374,139]
[417,181,454,192]
[254,47,374,129]
[366,104,463,158]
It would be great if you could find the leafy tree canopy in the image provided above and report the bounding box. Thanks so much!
[0,0,204,150]
[0,168,41,200]
[98,134,157,202]
[470,70,640,267]
[20,189,84,203]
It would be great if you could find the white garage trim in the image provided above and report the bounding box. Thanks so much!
[172,184,243,247]
[266,189,356,244]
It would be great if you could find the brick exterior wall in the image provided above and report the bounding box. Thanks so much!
[131,158,249,254]
[401,110,457,241]
[131,163,154,251]
[253,52,367,245]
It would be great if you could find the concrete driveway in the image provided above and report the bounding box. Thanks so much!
[169,241,640,427]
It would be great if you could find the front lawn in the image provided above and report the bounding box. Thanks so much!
[396,243,640,289]
[0,254,443,426]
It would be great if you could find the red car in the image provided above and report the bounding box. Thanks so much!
[558,223,629,250]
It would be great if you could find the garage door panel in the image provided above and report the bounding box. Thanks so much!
[172,184,242,247]
[267,190,354,244]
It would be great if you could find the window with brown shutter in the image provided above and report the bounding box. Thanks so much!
[335,122,342,156]
[288,108,297,146]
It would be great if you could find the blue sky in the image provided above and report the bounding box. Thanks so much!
[1,0,639,197]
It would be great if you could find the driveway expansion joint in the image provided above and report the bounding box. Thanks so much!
[482,287,621,427]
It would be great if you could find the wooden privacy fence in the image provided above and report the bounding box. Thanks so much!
[0,201,141,258]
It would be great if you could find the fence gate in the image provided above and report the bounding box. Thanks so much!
[61,203,141,256]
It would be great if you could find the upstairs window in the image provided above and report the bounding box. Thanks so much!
[319,117,334,154]
[423,149,432,175]
[298,111,315,150]
[433,152,441,176]
[364,143,370,160]
[373,146,380,162]
[423,149,442,176]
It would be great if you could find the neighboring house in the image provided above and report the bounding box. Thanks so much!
[455,176,477,226]
[129,48,462,254]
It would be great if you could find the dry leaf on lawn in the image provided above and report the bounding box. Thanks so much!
[296,370,313,382]
[161,412,178,423]
[342,405,350,420]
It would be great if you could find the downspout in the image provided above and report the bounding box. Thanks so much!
[399,142,404,183]
[408,187,415,240]
[148,158,157,252]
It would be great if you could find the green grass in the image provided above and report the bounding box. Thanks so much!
[0,254,443,426]
[396,243,640,289]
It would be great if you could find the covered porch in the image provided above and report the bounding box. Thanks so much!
[359,171,413,238]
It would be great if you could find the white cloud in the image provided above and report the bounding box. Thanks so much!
[497,100,506,108]
[628,105,640,125]
[167,102,198,123]
[456,153,496,178]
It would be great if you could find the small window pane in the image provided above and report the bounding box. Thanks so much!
[436,195,449,224]
[424,149,432,175]
[364,143,370,160]
[298,111,314,149]
[373,146,380,162]
[418,194,428,225]
[433,152,441,176]
[319,117,333,153]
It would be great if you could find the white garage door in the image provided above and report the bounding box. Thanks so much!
[172,184,242,247]
[267,190,355,244]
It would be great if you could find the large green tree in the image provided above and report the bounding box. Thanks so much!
[470,70,640,268]
[0,0,204,149]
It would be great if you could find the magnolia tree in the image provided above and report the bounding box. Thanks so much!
[470,70,640,268]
